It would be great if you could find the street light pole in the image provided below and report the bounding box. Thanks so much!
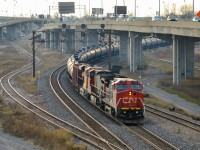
[193,0,194,17]
[115,0,117,20]
[135,0,136,17]
[89,0,90,17]
[49,6,51,23]
[32,31,36,78]
[159,0,160,16]
[101,0,103,17]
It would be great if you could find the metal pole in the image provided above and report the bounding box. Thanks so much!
[108,31,111,70]
[115,0,117,20]
[159,0,160,16]
[135,0,136,17]
[193,0,194,17]
[101,0,103,17]
[49,6,50,23]
[32,31,36,78]
[89,0,90,17]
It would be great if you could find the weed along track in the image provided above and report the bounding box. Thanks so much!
[1,42,199,149]
[145,105,200,132]
[0,44,116,150]
[50,65,132,150]
[52,63,181,149]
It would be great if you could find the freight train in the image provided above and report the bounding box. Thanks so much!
[67,43,145,123]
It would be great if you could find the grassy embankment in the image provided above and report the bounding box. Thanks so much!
[119,52,200,119]
[144,52,200,119]
[0,95,86,150]
[0,41,86,149]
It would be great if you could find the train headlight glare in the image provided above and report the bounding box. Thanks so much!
[129,92,131,96]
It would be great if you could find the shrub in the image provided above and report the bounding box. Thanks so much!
[158,77,200,106]
[2,114,86,150]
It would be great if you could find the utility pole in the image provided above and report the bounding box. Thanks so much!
[159,0,160,16]
[32,31,36,78]
[108,31,111,70]
[115,0,117,20]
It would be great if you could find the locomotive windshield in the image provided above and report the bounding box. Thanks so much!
[117,85,128,89]
[116,84,142,92]
[130,84,141,89]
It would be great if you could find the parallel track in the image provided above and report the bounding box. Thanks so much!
[0,44,114,150]
[96,57,180,150]
[146,105,200,132]
[50,65,132,150]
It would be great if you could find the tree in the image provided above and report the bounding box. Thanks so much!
[178,4,193,19]
[53,12,59,19]
[163,3,170,17]
[171,4,177,15]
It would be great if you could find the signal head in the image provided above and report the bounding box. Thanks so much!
[100,32,105,37]
[62,23,67,28]
[81,32,86,37]
[81,24,86,29]
[100,24,105,28]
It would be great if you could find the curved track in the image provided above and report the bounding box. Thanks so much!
[146,105,200,132]
[52,60,180,149]
[0,43,114,150]
[50,65,132,150]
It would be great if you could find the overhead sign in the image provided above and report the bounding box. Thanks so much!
[196,11,200,18]
[114,6,127,15]
[58,2,75,14]
[38,14,44,19]
[92,8,103,15]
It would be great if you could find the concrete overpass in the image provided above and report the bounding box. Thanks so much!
[39,20,200,85]
[0,18,43,41]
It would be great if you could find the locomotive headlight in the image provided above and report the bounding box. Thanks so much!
[129,92,132,96]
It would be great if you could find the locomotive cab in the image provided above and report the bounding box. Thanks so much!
[112,78,145,122]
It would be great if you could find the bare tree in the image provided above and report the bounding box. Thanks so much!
[178,4,193,19]
[163,3,170,17]
[171,3,177,15]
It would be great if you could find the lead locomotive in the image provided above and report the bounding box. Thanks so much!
[67,43,145,123]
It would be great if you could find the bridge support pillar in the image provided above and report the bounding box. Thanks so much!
[172,35,195,85]
[57,31,62,51]
[24,22,33,34]
[87,29,98,47]
[50,30,54,50]
[54,30,59,50]
[119,31,129,64]
[45,31,50,49]
[130,32,142,73]
[0,28,2,40]
[66,29,75,53]
[7,25,17,41]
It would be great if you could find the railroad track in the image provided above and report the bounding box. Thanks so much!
[146,105,200,132]
[0,43,184,149]
[53,57,180,149]
[0,44,117,150]
[50,65,132,150]
[128,125,179,150]
[97,57,181,149]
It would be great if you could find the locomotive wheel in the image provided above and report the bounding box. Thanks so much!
[111,109,116,117]
[96,98,100,106]
[100,102,105,111]
[87,94,91,101]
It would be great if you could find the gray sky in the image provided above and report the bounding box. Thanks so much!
[0,0,199,17]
